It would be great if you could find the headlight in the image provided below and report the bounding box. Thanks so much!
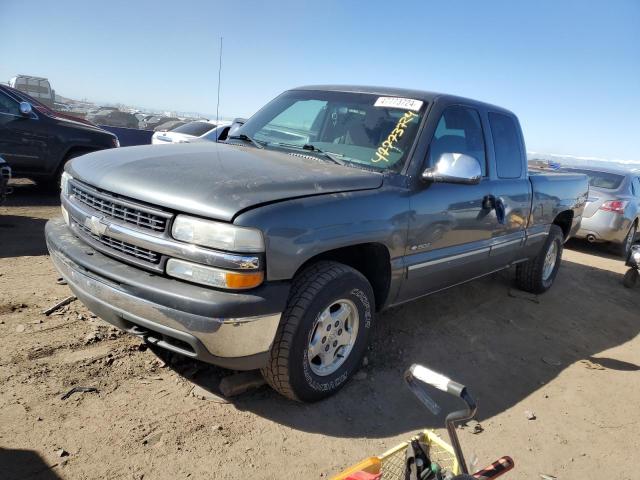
[633,252,640,264]
[60,171,72,194]
[166,258,264,289]
[172,215,264,252]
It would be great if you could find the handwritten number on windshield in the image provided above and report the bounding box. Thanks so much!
[371,111,418,163]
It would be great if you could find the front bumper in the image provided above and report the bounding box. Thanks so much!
[575,210,631,244]
[46,218,289,370]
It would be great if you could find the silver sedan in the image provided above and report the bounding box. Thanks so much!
[568,166,640,257]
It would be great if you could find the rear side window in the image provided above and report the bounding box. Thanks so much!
[489,112,523,179]
[429,106,487,176]
[631,177,640,196]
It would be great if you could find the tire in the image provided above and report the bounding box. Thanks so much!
[615,223,637,259]
[262,261,375,402]
[623,268,639,288]
[515,225,564,294]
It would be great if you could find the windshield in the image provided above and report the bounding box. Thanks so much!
[172,121,215,136]
[565,168,625,190]
[238,90,426,171]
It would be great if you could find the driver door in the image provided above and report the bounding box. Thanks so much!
[0,90,45,173]
[399,105,500,301]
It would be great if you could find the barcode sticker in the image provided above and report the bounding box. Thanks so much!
[374,97,424,111]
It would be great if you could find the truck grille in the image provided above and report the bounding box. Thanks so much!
[75,221,161,265]
[71,182,169,232]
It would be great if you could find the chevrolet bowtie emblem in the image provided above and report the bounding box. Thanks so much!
[85,215,108,237]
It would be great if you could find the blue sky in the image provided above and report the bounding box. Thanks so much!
[1,0,638,161]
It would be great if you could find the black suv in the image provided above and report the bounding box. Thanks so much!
[0,85,119,186]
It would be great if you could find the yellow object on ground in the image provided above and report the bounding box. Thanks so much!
[332,430,459,480]
[330,457,381,480]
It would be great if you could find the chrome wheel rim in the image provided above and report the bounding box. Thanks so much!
[542,241,558,281]
[307,299,359,377]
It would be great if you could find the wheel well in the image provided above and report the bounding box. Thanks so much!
[63,146,98,162]
[553,210,574,240]
[52,147,99,178]
[294,243,391,311]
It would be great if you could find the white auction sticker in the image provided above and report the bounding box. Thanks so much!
[374,97,424,111]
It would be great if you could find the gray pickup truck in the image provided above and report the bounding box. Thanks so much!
[46,85,588,401]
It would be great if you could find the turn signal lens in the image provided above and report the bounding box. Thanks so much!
[166,258,263,290]
[225,271,265,289]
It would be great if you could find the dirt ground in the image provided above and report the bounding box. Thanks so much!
[1,180,639,480]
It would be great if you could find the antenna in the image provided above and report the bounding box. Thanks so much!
[215,36,223,142]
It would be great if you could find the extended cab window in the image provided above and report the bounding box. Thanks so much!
[0,91,20,116]
[489,112,523,179]
[429,106,486,176]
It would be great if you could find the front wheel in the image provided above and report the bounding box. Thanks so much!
[262,261,375,402]
[515,225,564,294]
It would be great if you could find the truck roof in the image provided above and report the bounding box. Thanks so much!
[293,84,514,115]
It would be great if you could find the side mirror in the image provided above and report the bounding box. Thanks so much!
[422,153,482,185]
[228,117,247,137]
[19,102,33,116]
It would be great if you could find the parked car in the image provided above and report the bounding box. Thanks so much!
[46,85,588,401]
[564,165,640,257]
[0,156,11,203]
[92,106,119,113]
[142,116,180,130]
[0,84,118,186]
[88,110,139,129]
[153,120,187,132]
[133,113,147,123]
[151,120,230,144]
[197,123,232,142]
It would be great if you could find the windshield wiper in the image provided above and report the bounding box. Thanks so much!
[266,141,347,166]
[227,134,264,149]
[301,144,346,165]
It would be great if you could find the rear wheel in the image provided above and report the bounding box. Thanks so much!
[515,225,564,294]
[262,261,374,402]
[616,223,637,259]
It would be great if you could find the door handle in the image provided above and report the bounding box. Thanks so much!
[483,195,506,225]
[482,195,496,210]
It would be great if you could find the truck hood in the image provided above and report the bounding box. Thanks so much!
[67,142,383,221]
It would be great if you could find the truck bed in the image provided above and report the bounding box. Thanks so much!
[528,172,589,232]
